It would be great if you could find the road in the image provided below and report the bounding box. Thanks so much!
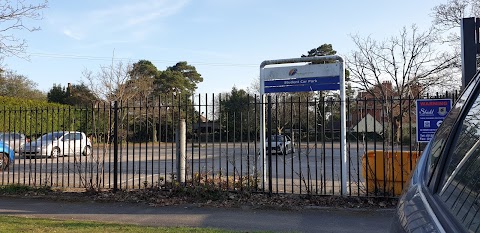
[0,196,395,233]
[1,142,418,195]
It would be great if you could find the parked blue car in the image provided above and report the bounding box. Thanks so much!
[390,71,480,232]
[0,141,14,171]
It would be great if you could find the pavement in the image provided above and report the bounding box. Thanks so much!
[0,196,395,232]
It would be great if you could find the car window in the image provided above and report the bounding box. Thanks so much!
[436,91,480,232]
[424,82,476,187]
[63,133,72,140]
[74,133,82,140]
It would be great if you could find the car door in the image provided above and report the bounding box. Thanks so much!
[60,133,74,156]
[71,132,83,155]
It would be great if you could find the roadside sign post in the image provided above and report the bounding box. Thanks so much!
[259,55,347,196]
[416,99,452,142]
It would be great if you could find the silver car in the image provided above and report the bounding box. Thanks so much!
[265,135,295,155]
[21,131,92,158]
[0,132,28,153]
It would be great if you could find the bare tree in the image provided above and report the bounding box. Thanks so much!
[0,0,48,58]
[348,25,458,143]
[432,0,480,33]
[348,25,457,97]
[83,60,137,103]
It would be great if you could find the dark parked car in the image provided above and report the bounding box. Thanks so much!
[391,72,480,232]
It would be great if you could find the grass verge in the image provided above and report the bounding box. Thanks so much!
[0,215,237,233]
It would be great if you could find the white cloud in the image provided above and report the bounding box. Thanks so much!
[63,29,83,40]
[62,0,190,42]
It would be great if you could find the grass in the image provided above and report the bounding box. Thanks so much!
[0,216,236,233]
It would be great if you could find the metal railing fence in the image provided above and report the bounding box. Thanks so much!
[0,92,458,197]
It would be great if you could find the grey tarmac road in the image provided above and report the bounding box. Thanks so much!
[0,196,394,233]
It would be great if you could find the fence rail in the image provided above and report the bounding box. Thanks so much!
[0,92,458,197]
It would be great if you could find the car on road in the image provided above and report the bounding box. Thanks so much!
[265,134,295,155]
[20,131,92,158]
[391,72,480,232]
[0,132,28,153]
[0,141,14,171]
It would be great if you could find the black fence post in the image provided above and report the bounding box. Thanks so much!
[267,95,272,195]
[113,101,119,192]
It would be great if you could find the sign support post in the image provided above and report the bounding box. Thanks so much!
[259,55,347,196]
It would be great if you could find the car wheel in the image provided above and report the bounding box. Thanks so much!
[82,146,92,156]
[0,153,9,171]
[50,147,60,158]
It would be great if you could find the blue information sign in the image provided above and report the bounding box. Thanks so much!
[416,99,452,142]
[264,76,340,93]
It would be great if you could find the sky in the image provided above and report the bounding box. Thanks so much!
[5,0,446,95]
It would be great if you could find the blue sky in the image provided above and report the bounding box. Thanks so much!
[5,0,445,94]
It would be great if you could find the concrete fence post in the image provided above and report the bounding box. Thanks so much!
[176,119,186,183]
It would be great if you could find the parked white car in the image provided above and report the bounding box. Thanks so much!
[265,135,295,155]
[20,131,92,158]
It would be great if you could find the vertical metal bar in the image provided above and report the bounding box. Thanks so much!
[205,94,208,183]
[298,96,303,194]
[267,95,272,195]
[133,103,137,188]
[189,94,193,185]
[20,107,25,186]
[109,103,113,189]
[119,101,124,190]
[226,107,229,189]
[27,108,32,187]
[40,108,44,186]
[247,94,251,189]
[218,94,223,190]
[330,98,334,194]
[356,98,360,196]
[198,94,201,183]
[240,111,244,192]
[346,97,351,195]
[321,96,326,194]
[254,95,258,192]
[233,111,236,189]
[151,99,155,187]
[283,95,287,194]
[274,95,278,193]
[113,101,118,192]
[144,97,149,187]
[399,98,405,192]
[390,96,395,197]
[171,94,176,183]
[1,106,4,186]
[205,93,209,181]
[163,95,168,185]
[305,97,312,195]
[125,101,130,189]
[212,94,216,184]
[314,98,318,194]
[290,96,294,193]
[139,98,143,186]
[35,107,39,187]
[373,97,378,195]
[159,95,162,187]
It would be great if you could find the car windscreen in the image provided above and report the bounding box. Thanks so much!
[0,133,21,140]
[37,132,63,142]
[270,136,284,142]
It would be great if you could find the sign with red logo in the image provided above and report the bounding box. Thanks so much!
[416,99,452,142]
